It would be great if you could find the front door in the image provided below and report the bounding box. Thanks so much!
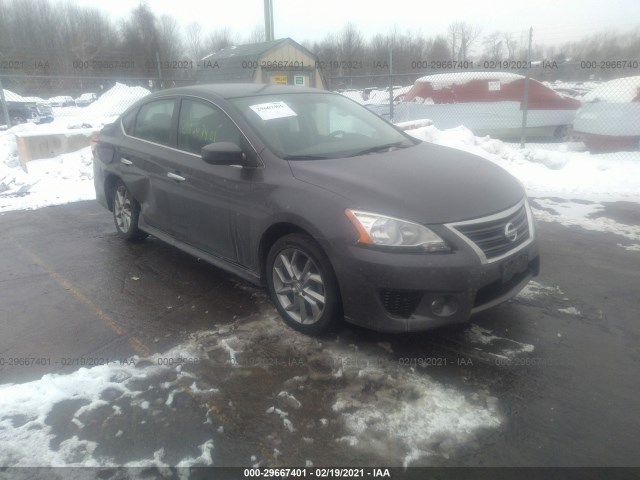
[167,98,255,262]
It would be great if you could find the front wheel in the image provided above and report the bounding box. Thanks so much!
[266,234,341,335]
[112,180,147,241]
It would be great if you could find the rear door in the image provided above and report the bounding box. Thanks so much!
[117,97,179,235]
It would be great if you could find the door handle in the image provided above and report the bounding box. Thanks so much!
[121,158,133,165]
[167,172,186,182]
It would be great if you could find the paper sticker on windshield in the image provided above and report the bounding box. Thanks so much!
[249,101,297,120]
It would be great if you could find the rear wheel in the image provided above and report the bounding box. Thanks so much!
[112,180,147,241]
[266,234,341,335]
[554,125,573,142]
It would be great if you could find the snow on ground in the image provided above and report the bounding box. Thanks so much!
[0,343,216,467]
[582,76,640,103]
[0,139,94,213]
[404,123,640,245]
[414,71,523,89]
[195,310,505,467]
[0,84,151,213]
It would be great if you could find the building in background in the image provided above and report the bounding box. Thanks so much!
[196,38,325,89]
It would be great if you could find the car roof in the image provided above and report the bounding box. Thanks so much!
[148,83,326,100]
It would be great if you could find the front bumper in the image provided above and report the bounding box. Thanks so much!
[331,227,540,333]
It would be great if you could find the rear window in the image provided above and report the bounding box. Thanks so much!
[121,108,137,135]
[133,99,176,146]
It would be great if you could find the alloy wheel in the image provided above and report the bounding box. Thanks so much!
[272,248,326,324]
[114,185,132,233]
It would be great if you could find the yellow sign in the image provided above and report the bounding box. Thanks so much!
[272,75,288,85]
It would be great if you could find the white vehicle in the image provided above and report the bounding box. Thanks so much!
[573,76,640,151]
[49,96,75,107]
[75,93,98,107]
[369,72,581,139]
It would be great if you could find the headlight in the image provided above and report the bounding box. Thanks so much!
[345,209,450,252]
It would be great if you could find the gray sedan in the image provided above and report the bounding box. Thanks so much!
[93,84,539,334]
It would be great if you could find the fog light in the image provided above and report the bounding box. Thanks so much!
[431,296,458,317]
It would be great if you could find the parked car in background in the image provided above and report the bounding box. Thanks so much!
[1,90,54,125]
[368,72,580,139]
[75,93,98,107]
[22,97,54,123]
[49,96,76,107]
[93,84,539,335]
[573,76,640,152]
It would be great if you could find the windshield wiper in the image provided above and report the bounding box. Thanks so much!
[347,142,411,157]
[282,154,334,160]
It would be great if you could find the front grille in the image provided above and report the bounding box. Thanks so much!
[379,289,422,319]
[450,202,530,261]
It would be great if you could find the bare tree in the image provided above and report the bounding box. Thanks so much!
[158,15,183,60]
[503,32,518,60]
[483,31,504,61]
[449,22,482,61]
[185,22,203,61]
[245,25,265,44]
[427,35,451,61]
[205,27,234,54]
[121,2,161,77]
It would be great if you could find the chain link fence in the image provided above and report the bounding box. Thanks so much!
[327,63,640,153]
[2,60,640,154]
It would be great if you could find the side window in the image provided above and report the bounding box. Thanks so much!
[177,99,242,155]
[121,108,137,134]
[133,99,175,146]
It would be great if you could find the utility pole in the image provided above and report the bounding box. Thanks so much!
[264,0,274,41]
[389,37,394,122]
[0,77,11,128]
[520,27,533,148]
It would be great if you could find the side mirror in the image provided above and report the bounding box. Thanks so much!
[201,142,246,166]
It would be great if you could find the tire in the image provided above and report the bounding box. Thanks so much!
[266,233,341,335]
[554,125,572,142]
[112,180,147,241]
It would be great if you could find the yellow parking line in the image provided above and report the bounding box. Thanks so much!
[12,241,150,357]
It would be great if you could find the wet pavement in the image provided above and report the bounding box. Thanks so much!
[0,201,639,469]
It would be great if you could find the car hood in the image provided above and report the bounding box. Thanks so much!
[288,142,524,224]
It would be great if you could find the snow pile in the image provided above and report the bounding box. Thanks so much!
[405,124,640,244]
[2,89,26,102]
[338,90,365,104]
[415,72,523,89]
[0,140,95,213]
[406,124,640,202]
[84,82,150,118]
[582,76,640,103]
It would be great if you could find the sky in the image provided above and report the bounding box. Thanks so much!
[71,0,640,47]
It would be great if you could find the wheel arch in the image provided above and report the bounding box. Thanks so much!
[258,223,309,281]
[104,174,121,212]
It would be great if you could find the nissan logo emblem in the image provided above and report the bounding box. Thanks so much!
[504,222,518,242]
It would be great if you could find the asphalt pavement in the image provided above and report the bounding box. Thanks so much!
[0,200,638,469]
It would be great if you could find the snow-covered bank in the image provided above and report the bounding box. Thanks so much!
[405,123,640,203]
[404,124,640,244]
[0,133,94,213]
[0,83,151,213]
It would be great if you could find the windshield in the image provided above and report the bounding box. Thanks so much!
[229,92,418,159]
